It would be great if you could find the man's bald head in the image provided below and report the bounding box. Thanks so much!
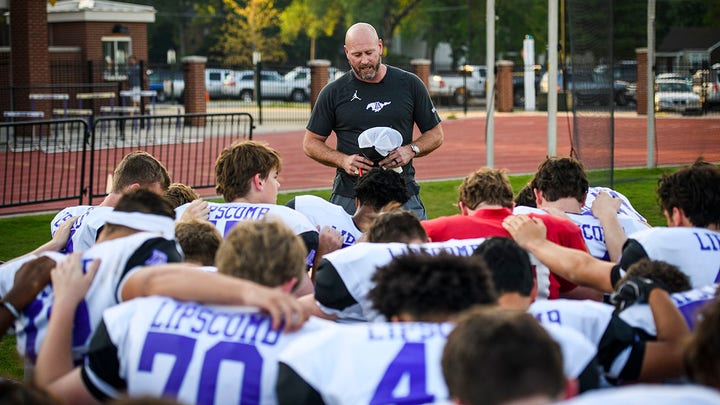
[345,22,379,44]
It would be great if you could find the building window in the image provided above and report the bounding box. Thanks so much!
[102,36,132,80]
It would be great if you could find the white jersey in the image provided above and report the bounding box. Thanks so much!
[278,321,453,405]
[5,232,182,364]
[513,205,649,261]
[541,323,599,380]
[529,299,615,346]
[620,227,720,288]
[176,201,319,265]
[618,283,718,336]
[288,195,362,248]
[82,296,332,404]
[583,187,648,224]
[315,239,555,322]
[277,321,596,405]
[64,206,114,253]
[176,201,317,238]
[50,205,93,236]
[558,384,720,405]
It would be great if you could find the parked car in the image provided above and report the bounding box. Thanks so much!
[148,69,183,102]
[149,68,231,102]
[222,70,301,101]
[430,65,487,105]
[654,79,702,114]
[284,66,341,101]
[539,69,629,106]
[692,64,720,106]
[595,61,637,103]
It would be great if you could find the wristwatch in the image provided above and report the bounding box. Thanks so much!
[409,143,420,155]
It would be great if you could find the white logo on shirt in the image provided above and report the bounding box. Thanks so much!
[366,101,391,112]
[351,91,362,101]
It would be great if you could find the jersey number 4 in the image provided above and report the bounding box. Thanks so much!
[370,342,435,404]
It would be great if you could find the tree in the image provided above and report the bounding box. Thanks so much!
[215,0,286,65]
[336,0,425,53]
[280,0,342,61]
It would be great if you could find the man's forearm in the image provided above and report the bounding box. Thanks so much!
[413,124,444,157]
[303,132,344,168]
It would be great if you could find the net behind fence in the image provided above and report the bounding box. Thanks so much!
[567,0,615,187]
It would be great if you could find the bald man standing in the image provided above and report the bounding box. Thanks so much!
[303,22,443,220]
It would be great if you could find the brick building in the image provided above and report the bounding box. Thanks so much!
[0,0,154,113]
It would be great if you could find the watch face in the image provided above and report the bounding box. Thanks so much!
[411,144,420,154]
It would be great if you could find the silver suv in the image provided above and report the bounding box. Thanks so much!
[222,70,301,102]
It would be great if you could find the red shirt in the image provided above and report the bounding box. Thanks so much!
[422,208,589,298]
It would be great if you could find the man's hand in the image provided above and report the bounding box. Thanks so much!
[379,145,415,169]
[502,215,548,249]
[51,252,99,310]
[610,276,666,312]
[591,191,621,220]
[179,199,210,222]
[4,256,57,311]
[242,284,309,332]
[343,154,373,176]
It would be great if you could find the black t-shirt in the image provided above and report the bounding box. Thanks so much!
[306,66,441,197]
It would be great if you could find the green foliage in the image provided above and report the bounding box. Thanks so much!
[215,0,286,65]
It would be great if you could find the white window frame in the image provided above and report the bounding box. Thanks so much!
[102,36,132,80]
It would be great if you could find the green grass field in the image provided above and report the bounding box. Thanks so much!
[0,166,676,380]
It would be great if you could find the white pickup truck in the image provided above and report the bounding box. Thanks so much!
[429,65,487,105]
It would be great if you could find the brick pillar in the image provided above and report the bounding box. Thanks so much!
[411,59,431,90]
[182,56,207,127]
[636,48,648,115]
[11,0,50,113]
[309,59,330,110]
[496,60,514,112]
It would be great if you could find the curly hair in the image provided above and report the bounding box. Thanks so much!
[368,251,497,321]
[533,157,588,204]
[458,168,514,209]
[164,183,199,208]
[364,209,427,243]
[473,237,534,296]
[443,307,565,405]
[215,141,282,202]
[618,258,691,293]
[513,180,537,208]
[215,218,306,289]
[657,159,720,228]
[175,220,222,266]
[112,151,170,193]
[354,167,410,210]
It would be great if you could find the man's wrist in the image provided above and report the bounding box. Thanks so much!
[409,143,420,156]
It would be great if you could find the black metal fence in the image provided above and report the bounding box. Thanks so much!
[0,112,254,209]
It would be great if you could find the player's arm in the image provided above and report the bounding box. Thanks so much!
[639,287,690,381]
[591,191,627,262]
[44,368,100,405]
[121,265,307,332]
[303,130,373,175]
[35,253,99,388]
[503,215,615,293]
[0,256,57,336]
[298,294,338,321]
